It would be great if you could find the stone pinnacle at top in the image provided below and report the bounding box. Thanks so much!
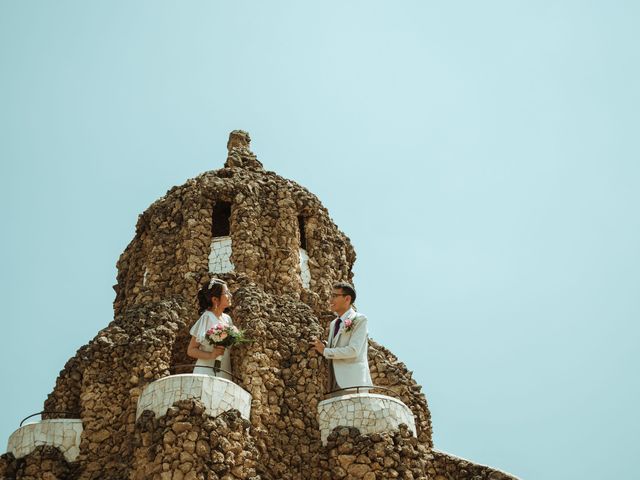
[227,129,251,151]
[224,129,264,170]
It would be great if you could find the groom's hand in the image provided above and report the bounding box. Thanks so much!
[309,338,325,355]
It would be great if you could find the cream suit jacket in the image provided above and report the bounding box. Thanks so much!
[324,310,373,389]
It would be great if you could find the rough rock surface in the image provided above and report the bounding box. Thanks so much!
[1,131,518,480]
[132,400,259,480]
[428,451,516,480]
[322,425,431,480]
[0,446,76,480]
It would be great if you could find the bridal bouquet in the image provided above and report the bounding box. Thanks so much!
[205,324,250,347]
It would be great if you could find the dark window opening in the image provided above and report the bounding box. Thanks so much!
[298,216,307,250]
[212,202,231,237]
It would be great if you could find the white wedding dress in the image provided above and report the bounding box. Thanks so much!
[189,310,233,381]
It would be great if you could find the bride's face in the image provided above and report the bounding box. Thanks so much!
[215,287,232,310]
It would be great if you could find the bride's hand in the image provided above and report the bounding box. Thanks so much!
[211,346,225,359]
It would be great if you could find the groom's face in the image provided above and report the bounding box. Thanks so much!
[329,288,351,313]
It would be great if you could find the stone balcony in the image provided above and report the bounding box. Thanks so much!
[317,392,416,445]
[136,374,251,421]
[7,418,83,462]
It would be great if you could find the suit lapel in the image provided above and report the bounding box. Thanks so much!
[332,309,356,346]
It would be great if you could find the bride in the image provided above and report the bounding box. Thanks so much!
[187,278,234,381]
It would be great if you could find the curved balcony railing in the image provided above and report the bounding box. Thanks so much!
[8,412,83,462]
[317,386,416,445]
[169,363,243,383]
[323,385,398,399]
[136,368,252,421]
[20,411,79,427]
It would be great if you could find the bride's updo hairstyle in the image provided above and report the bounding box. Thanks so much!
[197,279,227,314]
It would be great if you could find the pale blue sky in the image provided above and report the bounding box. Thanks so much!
[1,2,639,478]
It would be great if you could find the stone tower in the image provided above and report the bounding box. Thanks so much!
[1,131,518,480]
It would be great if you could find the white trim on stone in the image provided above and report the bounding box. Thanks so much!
[136,374,251,421]
[209,236,234,273]
[317,393,416,445]
[7,419,83,462]
[299,248,311,289]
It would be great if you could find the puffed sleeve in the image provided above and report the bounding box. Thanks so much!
[189,312,213,344]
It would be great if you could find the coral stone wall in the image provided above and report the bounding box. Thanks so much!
[321,425,431,479]
[132,400,259,480]
[0,446,76,480]
[429,450,516,480]
[16,131,519,480]
[42,300,186,479]
[111,139,358,372]
[229,283,328,479]
[39,274,441,480]
[113,156,356,320]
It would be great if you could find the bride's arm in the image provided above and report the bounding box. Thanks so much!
[186,337,224,360]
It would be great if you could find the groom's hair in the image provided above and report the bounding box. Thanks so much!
[333,282,356,305]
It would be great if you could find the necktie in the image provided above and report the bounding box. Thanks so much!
[333,318,342,338]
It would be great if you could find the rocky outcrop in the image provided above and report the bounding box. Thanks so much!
[322,425,431,480]
[429,451,515,480]
[132,400,259,480]
[0,446,76,480]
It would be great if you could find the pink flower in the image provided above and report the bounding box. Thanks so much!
[202,320,249,347]
[343,318,354,332]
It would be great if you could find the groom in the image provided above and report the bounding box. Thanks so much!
[310,282,373,393]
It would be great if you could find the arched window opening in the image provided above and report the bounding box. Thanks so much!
[209,201,234,273]
[298,215,311,289]
[212,202,231,237]
[298,216,307,250]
